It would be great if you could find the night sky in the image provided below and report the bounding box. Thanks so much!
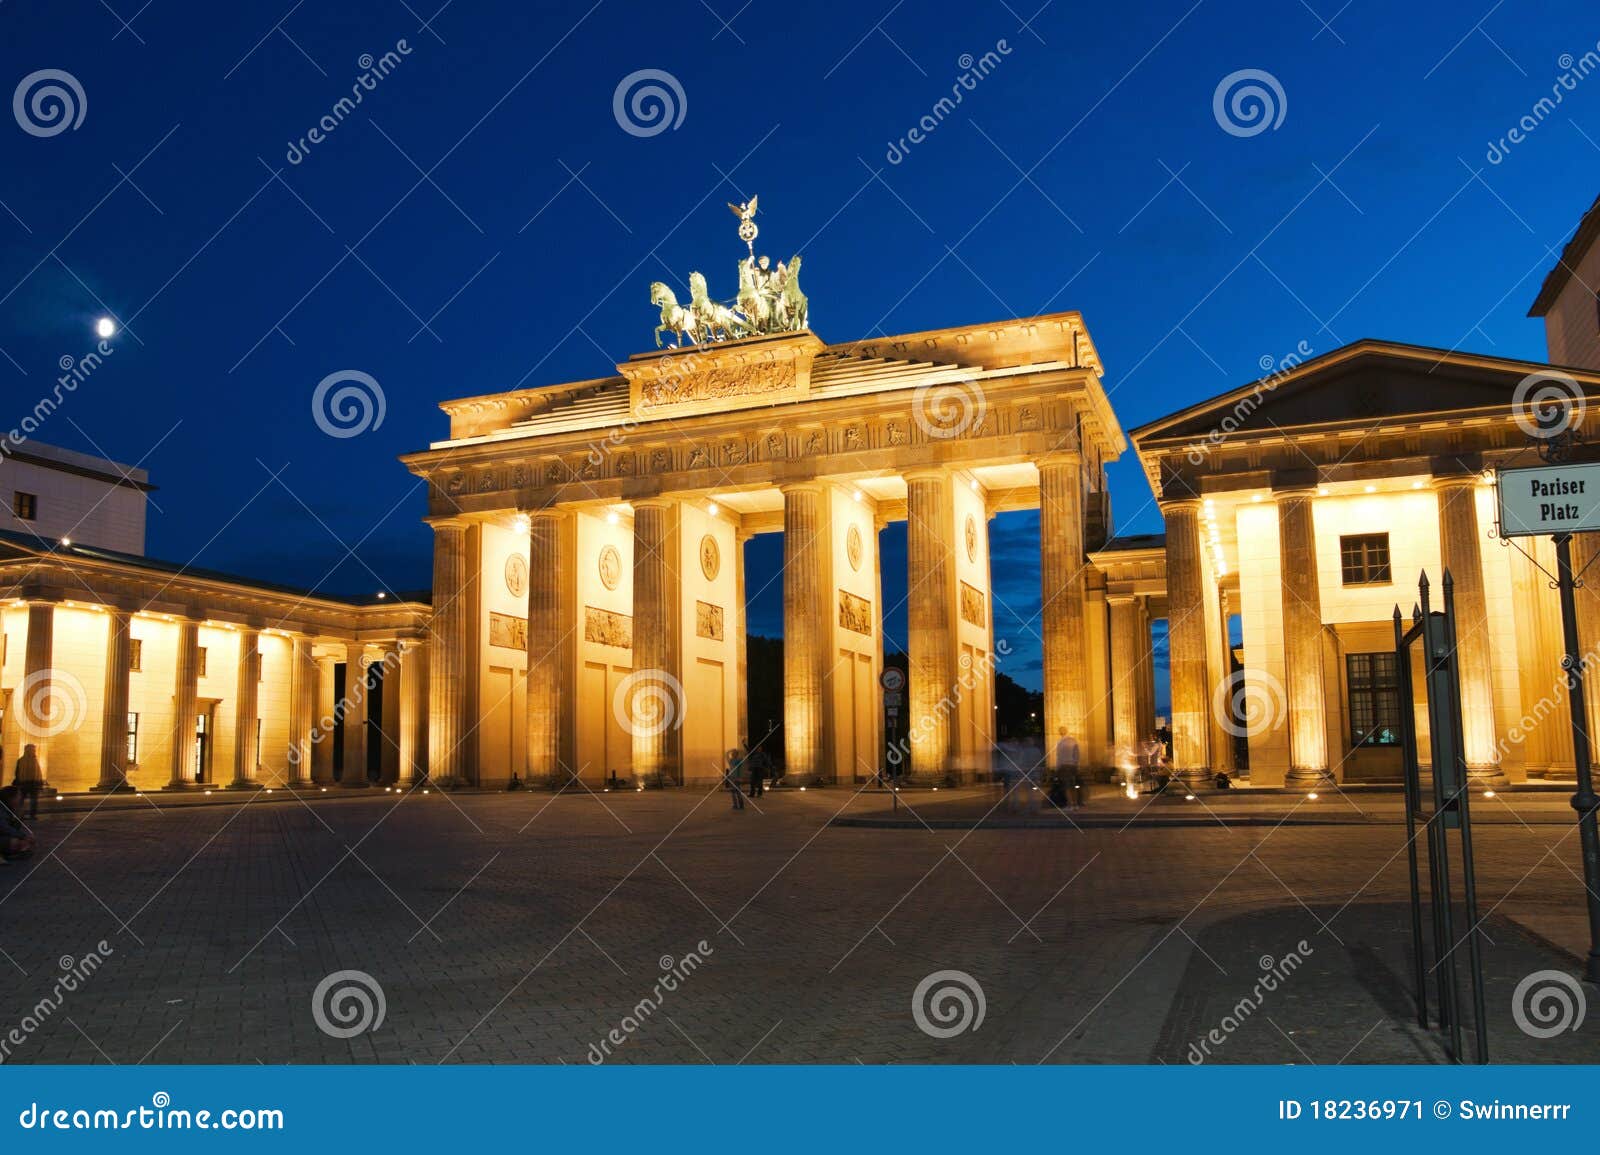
[3,0,1598,697]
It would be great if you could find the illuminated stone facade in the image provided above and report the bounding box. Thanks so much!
[0,535,429,794]
[403,316,1120,787]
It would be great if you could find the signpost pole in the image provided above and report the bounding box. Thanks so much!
[1553,532,1600,983]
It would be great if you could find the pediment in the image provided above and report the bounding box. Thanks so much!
[1136,343,1600,447]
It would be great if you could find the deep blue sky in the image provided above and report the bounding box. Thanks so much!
[3,0,1598,693]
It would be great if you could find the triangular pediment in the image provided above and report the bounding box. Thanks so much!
[1134,341,1600,447]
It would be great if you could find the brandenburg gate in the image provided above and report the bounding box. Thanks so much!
[401,202,1133,788]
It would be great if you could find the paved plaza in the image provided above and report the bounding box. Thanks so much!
[1,786,1597,1065]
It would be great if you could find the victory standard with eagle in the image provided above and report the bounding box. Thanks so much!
[649,195,809,348]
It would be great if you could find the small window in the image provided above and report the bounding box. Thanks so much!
[12,492,36,520]
[197,647,208,677]
[126,711,140,766]
[129,638,143,672]
[1347,653,1402,747]
[1340,533,1391,585]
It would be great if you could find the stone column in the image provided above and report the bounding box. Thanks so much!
[167,618,200,788]
[286,635,315,786]
[1434,474,1506,785]
[1136,599,1156,739]
[1573,533,1600,765]
[312,655,337,785]
[1039,456,1089,770]
[341,643,370,787]
[905,470,954,783]
[428,518,480,786]
[1162,499,1211,784]
[19,601,56,789]
[1277,489,1331,789]
[95,609,133,790]
[632,499,682,785]
[782,484,829,784]
[229,627,261,788]
[1108,595,1142,768]
[397,640,427,785]
[735,530,750,748]
[526,510,570,784]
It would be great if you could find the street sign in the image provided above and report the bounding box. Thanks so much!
[879,668,905,692]
[1497,462,1600,537]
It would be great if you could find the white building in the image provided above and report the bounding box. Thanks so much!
[0,442,150,555]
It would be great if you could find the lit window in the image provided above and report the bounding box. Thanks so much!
[197,647,208,677]
[129,638,143,672]
[126,711,140,766]
[1340,533,1391,585]
[1347,653,1401,747]
[12,492,36,521]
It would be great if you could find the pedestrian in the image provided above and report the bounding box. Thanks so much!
[0,785,34,861]
[747,748,767,798]
[13,744,43,820]
[1052,727,1082,809]
[723,748,746,811]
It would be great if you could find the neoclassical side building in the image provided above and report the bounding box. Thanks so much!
[0,512,430,794]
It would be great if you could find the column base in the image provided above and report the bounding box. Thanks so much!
[1284,766,1335,792]
[89,779,135,793]
[225,779,263,790]
[1466,764,1509,787]
[163,780,205,791]
[1171,767,1212,788]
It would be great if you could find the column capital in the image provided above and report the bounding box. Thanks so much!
[1430,471,1484,492]
[425,514,474,531]
[1035,451,1082,469]
[900,466,950,486]
[777,480,826,496]
[1106,592,1139,607]
[631,495,677,512]
[1269,467,1319,496]
[1157,496,1204,516]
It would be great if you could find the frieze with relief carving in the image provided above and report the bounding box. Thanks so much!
[425,393,1076,505]
[838,590,872,635]
[489,612,527,650]
[584,606,633,649]
[959,581,986,627]
[695,601,724,640]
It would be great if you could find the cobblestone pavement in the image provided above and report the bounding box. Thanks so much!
[0,786,1596,1064]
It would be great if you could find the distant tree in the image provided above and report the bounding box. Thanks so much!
[746,634,785,765]
[994,672,1043,739]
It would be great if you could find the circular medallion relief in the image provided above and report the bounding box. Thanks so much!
[846,524,863,572]
[505,553,529,598]
[598,545,622,591]
[700,534,721,581]
[964,515,979,563]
